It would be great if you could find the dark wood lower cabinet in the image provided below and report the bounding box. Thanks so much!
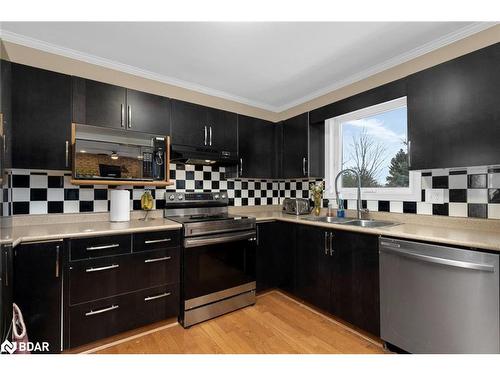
[256,222,295,294]
[65,232,181,349]
[294,225,331,312]
[14,241,63,353]
[68,284,178,348]
[330,230,380,336]
[269,223,381,337]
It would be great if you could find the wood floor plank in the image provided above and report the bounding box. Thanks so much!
[89,291,385,354]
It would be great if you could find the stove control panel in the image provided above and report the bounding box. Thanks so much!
[164,191,229,204]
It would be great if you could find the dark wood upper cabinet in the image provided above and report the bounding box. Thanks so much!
[12,63,72,170]
[407,43,500,170]
[14,241,63,353]
[72,77,126,129]
[330,230,380,337]
[171,100,207,148]
[295,225,331,312]
[73,77,170,135]
[238,115,279,179]
[125,89,171,135]
[171,99,238,153]
[282,113,309,179]
[206,107,238,153]
[1,59,12,170]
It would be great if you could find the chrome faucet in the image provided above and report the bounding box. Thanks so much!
[334,168,364,220]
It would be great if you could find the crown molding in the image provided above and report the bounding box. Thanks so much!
[1,22,497,114]
[0,28,279,112]
[274,22,499,113]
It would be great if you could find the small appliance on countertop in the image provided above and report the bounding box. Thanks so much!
[164,192,257,328]
[282,198,311,215]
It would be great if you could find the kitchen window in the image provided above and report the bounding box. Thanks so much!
[325,97,421,202]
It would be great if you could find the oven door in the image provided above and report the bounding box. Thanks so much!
[183,230,256,308]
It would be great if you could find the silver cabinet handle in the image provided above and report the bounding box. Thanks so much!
[120,104,124,127]
[86,244,120,251]
[144,256,171,263]
[55,245,60,278]
[380,247,495,272]
[3,248,8,287]
[302,157,307,176]
[144,292,171,302]
[204,126,207,146]
[144,238,171,244]
[380,241,401,248]
[408,140,411,168]
[329,233,334,256]
[184,230,256,248]
[127,105,132,128]
[209,126,212,146]
[65,141,69,168]
[85,305,119,317]
[324,232,328,255]
[85,264,119,273]
[239,158,243,177]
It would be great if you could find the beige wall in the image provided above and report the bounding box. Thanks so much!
[2,24,500,123]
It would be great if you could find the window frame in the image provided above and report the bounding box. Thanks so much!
[324,96,421,202]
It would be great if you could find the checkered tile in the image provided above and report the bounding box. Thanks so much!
[7,165,500,219]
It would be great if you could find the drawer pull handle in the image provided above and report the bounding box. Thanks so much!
[86,244,120,251]
[85,305,119,316]
[144,256,171,263]
[144,238,172,244]
[86,264,119,272]
[144,292,171,302]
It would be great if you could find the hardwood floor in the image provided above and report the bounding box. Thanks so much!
[82,291,384,354]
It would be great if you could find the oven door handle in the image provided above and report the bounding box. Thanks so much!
[184,230,256,248]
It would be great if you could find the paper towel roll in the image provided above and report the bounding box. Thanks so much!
[110,189,130,222]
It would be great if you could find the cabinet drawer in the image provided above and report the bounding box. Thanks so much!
[133,230,180,252]
[69,248,180,305]
[69,284,179,348]
[70,234,131,261]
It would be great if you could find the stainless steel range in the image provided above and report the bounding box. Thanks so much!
[164,192,257,327]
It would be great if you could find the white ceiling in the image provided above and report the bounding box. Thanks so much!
[0,22,494,112]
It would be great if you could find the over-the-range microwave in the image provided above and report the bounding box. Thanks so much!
[72,124,167,182]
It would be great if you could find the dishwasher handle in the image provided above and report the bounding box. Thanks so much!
[380,245,495,272]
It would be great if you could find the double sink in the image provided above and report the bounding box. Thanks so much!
[302,216,399,228]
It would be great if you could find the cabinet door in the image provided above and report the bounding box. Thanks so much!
[407,43,500,170]
[171,100,207,148]
[330,231,380,336]
[238,115,278,179]
[12,64,71,170]
[1,60,12,170]
[206,108,238,154]
[282,113,309,178]
[14,241,63,353]
[295,225,331,311]
[126,89,171,135]
[72,77,126,129]
[1,245,13,343]
[256,222,295,293]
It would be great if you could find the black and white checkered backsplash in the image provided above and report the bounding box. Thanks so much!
[5,164,500,219]
[5,164,320,215]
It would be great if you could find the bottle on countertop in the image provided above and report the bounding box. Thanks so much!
[336,194,345,218]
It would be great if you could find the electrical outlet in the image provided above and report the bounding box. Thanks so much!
[426,189,446,204]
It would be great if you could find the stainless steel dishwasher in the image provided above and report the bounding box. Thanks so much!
[379,237,500,354]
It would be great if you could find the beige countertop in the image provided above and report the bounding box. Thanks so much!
[6,217,182,247]
[230,207,500,252]
[3,206,500,252]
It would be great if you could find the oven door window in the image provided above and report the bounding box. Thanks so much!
[183,238,256,301]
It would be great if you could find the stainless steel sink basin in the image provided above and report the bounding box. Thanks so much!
[340,219,399,228]
[301,216,399,228]
[301,216,355,224]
